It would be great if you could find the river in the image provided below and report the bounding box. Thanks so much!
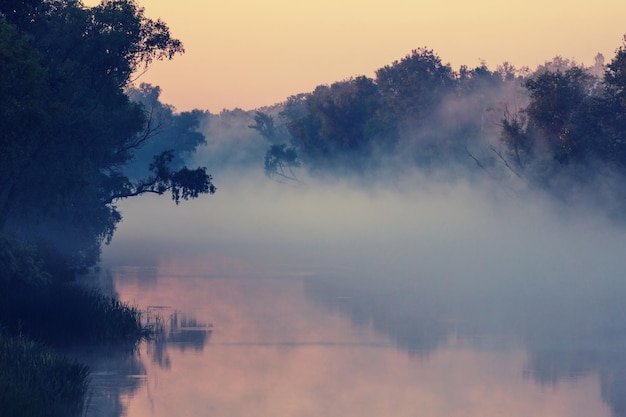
[75,174,626,417]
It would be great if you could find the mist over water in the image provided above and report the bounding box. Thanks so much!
[105,168,626,336]
[99,166,626,416]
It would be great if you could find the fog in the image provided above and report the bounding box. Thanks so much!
[105,168,626,333]
[99,163,626,415]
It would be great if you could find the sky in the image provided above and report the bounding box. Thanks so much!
[86,0,626,112]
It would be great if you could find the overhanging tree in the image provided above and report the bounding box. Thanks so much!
[0,0,215,269]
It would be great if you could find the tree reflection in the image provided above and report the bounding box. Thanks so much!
[304,277,452,356]
[304,275,626,417]
[601,365,626,417]
[145,307,212,369]
[60,343,145,417]
[65,309,212,417]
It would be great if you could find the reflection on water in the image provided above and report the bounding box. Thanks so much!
[58,342,144,417]
[144,307,212,369]
[68,176,626,417]
[70,253,626,417]
[304,273,626,417]
[72,268,212,417]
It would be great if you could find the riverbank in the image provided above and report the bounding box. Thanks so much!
[0,236,150,417]
[0,330,89,417]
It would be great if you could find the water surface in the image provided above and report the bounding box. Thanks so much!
[80,176,626,417]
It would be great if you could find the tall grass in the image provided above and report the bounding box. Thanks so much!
[0,235,151,415]
[0,283,151,344]
[1,235,150,344]
[0,330,90,417]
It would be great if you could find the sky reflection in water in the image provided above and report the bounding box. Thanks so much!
[84,177,626,417]
[81,256,613,417]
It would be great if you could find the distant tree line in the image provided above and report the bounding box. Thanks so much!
[255,42,626,211]
[254,48,526,175]
[500,48,626,184]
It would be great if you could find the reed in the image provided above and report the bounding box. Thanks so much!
[1,234,149,343]
[0,236,151,415]
[0,283,151,344]
[0,330,90,417]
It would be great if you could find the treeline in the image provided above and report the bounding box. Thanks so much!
[252,48,526,177]
[252,42,626,210]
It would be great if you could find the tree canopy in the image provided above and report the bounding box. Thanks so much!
[274,48,524,174]
[255,38,626,216]
[0,0,215,269]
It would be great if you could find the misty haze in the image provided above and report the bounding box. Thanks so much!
[94,167,626,417]
[3,1,626,417]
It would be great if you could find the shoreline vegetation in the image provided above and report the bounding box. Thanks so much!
[0,330,90,417]
[0,236,152,417]
[0,0,213,415]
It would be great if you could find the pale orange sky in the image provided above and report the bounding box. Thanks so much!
[87,0,626,112]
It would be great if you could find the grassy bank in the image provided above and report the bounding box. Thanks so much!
[0,235,151,416]
[0,283,150,344]
[0,330,90,417]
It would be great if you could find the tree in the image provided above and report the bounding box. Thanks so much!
[523,67,598,164]
[284,76,392,171]
[492,47,626,189]
[249,111,276,141]
[600,36,626,167]
[605,37,626,106]
[249,111,301,180]
[0,0,214,269]
[0,15,50,229]
[125,83,209,179]
[498,107,533,173]
[264,144,300,181]
[375,48,456,127]
[103,151,216,204]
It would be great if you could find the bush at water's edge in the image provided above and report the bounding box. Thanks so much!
[0,282,150,345]
[0,235,152,416]
[0,329,90,417]
[0,234,151,344]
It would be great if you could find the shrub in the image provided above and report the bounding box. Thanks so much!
[0,330,89,417]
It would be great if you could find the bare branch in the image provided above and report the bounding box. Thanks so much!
[490,145,527,183]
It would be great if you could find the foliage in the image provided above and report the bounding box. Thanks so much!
[0,15,50,228]
[273,36,626,211]
[375,47,456,126]
[600,37,626,167]
[523,67,597,163]
[246,109,301,179]
[0,281,149,344]
[0,235,51,288]
[249,111,277,140]
[125,83,209,178]
[499,108,533,171]
[0,0,214,269]
[104,150,216,204]
[0,2,213,413]
[264,144,300,181]
[0,330,89,417]
[279,49,523,173]
[491,37,626,193]
[284,76,393,171]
